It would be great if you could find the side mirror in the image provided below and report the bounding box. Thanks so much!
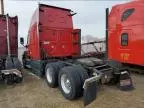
[20,37,24,45]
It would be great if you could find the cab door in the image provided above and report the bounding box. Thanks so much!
[119,29,132,63]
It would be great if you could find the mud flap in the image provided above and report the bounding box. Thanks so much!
[119,71,134,91]
[83,76,99,106]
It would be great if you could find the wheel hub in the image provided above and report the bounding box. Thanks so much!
[61,74,71,94]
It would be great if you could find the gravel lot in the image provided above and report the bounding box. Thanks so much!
[0,69,144,108]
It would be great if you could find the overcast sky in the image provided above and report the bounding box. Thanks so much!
[4,0,129,45]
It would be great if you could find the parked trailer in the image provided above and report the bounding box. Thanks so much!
[0,14,23,84]
[21,4,133,106]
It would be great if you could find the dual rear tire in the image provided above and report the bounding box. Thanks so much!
[45,63,88,99]
[58,65,88,99]
[45,61,65,87]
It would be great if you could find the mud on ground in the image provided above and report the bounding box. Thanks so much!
[0,69,144,108]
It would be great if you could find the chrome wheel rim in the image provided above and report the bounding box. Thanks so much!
[61,74,71,94]
[46,68,52,83]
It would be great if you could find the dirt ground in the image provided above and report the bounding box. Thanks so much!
[0,69,144,108]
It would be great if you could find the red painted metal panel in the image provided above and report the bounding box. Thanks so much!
[27,4,80,60]
[108,0,144,66]
[0,15,18,57]
[39,28,80,57]
[39,4,73,29]
[27,9,40,60]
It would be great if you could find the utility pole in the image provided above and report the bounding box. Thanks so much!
[0,0,4,14]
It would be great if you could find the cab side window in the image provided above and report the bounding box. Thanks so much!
[121,33,128,46]
[121,8,135,22]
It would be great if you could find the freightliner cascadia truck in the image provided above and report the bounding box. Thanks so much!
[108,0,144,73]
[20,3,135,106]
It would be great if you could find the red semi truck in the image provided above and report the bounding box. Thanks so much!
[0,14,23,84]
[108,0,144,73]
[21,4,133,106]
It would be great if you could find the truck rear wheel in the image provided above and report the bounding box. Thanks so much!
[58,66,85,100]
[45,62,65,88]
[5,57,14,69]
[13,57,22,70]
[74,65,89,86]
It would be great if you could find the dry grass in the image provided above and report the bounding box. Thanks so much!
[0,69,144,108]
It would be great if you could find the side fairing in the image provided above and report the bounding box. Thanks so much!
[27,8,40,60]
